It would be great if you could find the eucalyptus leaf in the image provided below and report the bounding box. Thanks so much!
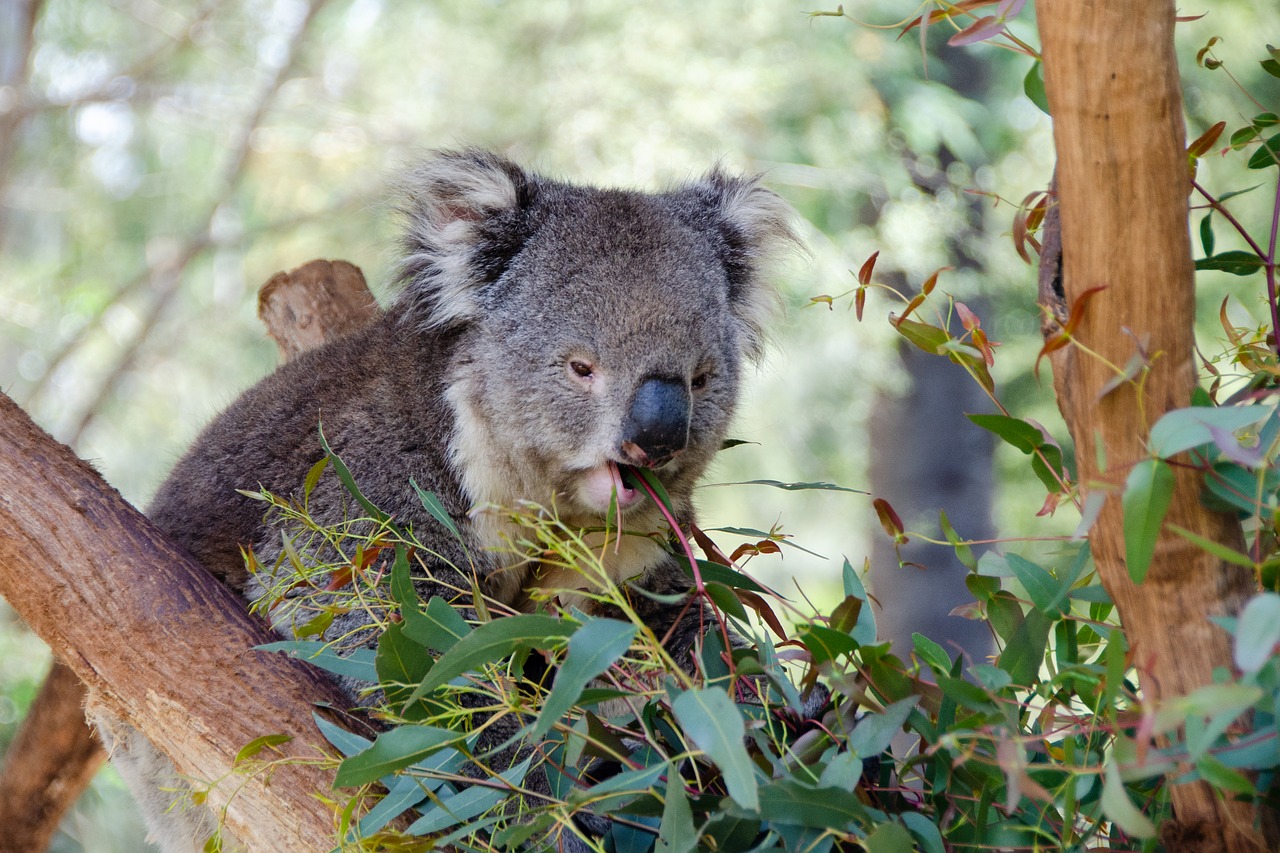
[408,613,572,700]
[671,688,759,811]
[530,618,636,739]
[334,724,461,788]
[1121,458,1174,584]
[1234,593,1280,673]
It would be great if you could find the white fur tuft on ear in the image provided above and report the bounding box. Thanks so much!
[680,171,802,361]
[393,149,534,330]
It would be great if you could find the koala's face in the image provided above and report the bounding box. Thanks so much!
[475,193,747,517]
[395,150,796,521]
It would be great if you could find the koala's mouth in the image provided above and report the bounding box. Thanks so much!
[577,461,646,514]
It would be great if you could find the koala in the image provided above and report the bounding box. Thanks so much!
[102,149,797,852]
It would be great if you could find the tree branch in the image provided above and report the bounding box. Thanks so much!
[0,259,379,852]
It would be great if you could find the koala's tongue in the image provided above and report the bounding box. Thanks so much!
[580,461,644,512]
[609,462,642,507]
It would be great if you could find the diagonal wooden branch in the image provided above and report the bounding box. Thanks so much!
[1036,1,1272,849]
[0,259,379,852]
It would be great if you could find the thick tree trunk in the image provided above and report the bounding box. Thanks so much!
[1036,2,1272,849]
[0,260,379,852]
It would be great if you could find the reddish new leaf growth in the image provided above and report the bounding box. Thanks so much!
[1035,285,1108,379]
[921,266,951,295]
[1188,121,1227,158]
[899,0,1003,36]
[873,498,907,544]
[1013,189,1054,263]
[956,301,1000,367]
[857,250,879,286]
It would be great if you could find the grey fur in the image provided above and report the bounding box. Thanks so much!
[117,150,798,850]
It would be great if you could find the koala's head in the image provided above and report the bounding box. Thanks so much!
[394,149,797,524]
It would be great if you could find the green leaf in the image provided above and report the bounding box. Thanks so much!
[841,558,877,645]
[755,779,867,828]
[1235,593,1280,673]
[1196,754,1257,796]
[405,754,532,834]
[1199,213,1215,256]
[1023,61,1048,114]
[893,316,951,354]
[334,724,461,788]
[967,414,1063,491]
[623,465,675,511]
[314,712,371,758]
[968,413,1043,453]
[678,558,766,592]
[710,478,865,494]
[656,770,697,853]
[408,614,572,699]
[705,581,748,622]
[865,822,915,853]
[410,478,463,540]
[800,624,860,664]
[317,427,390,523]
[849,697,918,758]
[256,641,377,682]
[1149,405,1270,457]
[912,632,952,673]
[998,607,1052,685]
[1196,250,1266,275]
[940,510,977,571]
[353,774,432,837]
[671,688,759,810]
[1231,125,1261,148]
[1246,134,1280,169]
[1101,760,1156,838]
[817,750,863,790]
[302,455,330,499]
[900,811,946,853]
[530,618,636,739]
[376,622,434,713]
[568,760,667,809]
[1264,59,1280,79]
[1005,553,1069,617]
[1122,459,1174,584]
[402,595,471,653]
[234,733,292,766]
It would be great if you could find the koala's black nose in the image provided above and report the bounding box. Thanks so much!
[621,376,690,467]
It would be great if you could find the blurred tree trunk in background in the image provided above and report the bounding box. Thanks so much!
[869,342,995,661]
[869,42,996,665]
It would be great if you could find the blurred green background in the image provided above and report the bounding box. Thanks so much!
[0,1,1272,848]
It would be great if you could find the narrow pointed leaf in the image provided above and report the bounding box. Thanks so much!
[334,724,461,788]
[1122,459,1174,584]
[530,619,636,739]
[671,688,758,810]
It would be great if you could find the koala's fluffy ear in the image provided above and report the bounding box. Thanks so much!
[671,171,800,361]
[394,149,538,329]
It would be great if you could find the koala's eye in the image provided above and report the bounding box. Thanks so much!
[691,372,709,390]
[569,360,595,379]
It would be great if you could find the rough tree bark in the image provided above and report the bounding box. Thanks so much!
[1036,1,1273,849]
[0,259,379,852]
